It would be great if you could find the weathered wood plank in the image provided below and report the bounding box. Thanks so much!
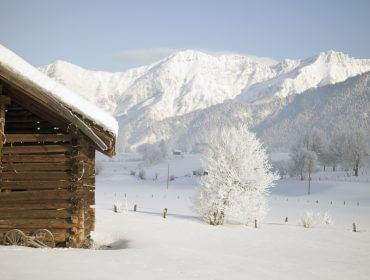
[0,181,82,190]
[6,122,56,129]
[0,95,11,105]
[0,209,71,219]
[2,145,72,154]
[5,110,33,117]
[0,219,76,229]
[2,171,70,181]
[0,200,72,210]
[0,189,84,201]
[5,116,42,123]
[2,154,69,163]
[5,134,71,143]
[2,162,72,172]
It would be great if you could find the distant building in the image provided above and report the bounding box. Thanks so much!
[173,150,182,156]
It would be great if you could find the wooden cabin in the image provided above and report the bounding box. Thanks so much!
[0,46,117,248]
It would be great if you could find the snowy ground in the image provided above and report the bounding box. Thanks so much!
[1,153,370,280]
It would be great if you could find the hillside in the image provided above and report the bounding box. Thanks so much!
[39,50,370,151]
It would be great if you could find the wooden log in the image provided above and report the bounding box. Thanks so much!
[87,191,95,205]
[2,144,72,154]
[5,122,56,129]
[0,180,81,190]
[2,171,70,181]
[5,110,33,117]
[0,189,85,202]
[2,154,70,163]
[2,162,72,172]
[0,200,71,210]
[0,218,77,229]
[4,128,61,134]
[0,95,11,105]
[5,116,41,123]
[5,133,71,143]
[0,209,71,219]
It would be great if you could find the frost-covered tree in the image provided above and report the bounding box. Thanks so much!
[303,150,317,195]
[137,141,169,165]
[343,131,369,176]
[318,146,333,172]
[301,129,325,156]
[272,160,289,179]
[289,144,307,180]
[193,125,278,226]
[327,133,346,171]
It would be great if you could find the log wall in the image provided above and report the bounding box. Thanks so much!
[0,100,96,248]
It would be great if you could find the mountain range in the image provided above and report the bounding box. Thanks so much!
[39,50,370,152]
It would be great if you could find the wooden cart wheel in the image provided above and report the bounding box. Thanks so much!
[3,229,28,246]
[32,229,55,248]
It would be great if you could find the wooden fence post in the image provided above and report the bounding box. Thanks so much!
[163,208,168,219]
[134,204,137,212]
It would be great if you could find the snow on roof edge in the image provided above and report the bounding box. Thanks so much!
[0,45,118,136]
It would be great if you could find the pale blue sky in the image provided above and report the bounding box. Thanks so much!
[1,0,369,71]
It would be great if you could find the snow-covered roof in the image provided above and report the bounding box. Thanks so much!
[0,44,118,156]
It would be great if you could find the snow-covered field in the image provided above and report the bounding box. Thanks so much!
[1,153,370,280]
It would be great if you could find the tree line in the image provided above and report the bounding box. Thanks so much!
[287,129,369,180]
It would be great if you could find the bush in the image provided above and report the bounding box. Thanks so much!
[138,169,146,180]
[113,202,123,213]
[301,211,317,228]
[301,211,333,228]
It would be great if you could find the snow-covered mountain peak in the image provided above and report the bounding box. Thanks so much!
[314,50,351,62]
[239,50,370,101]
[39,49,370,151]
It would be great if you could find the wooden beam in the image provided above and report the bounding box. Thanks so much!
[0,189,84,201]
[0,95,10,105]
[2,171,71,181]
[0,219,77,229]
[2,154,70,163]
[0,200,71,210]
[0,180,80,190]
[2,162,72,172]
[0,210,71,219]
[5,133,71,143]
[2,144,72,154]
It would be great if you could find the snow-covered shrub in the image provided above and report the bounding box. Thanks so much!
[301,211,317,228]
[193,124,278,226]
[138,169,146,180]
[301,211,333,228]
[317,212,333,225]
[113,202,123,213]
[130,170,136,176]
